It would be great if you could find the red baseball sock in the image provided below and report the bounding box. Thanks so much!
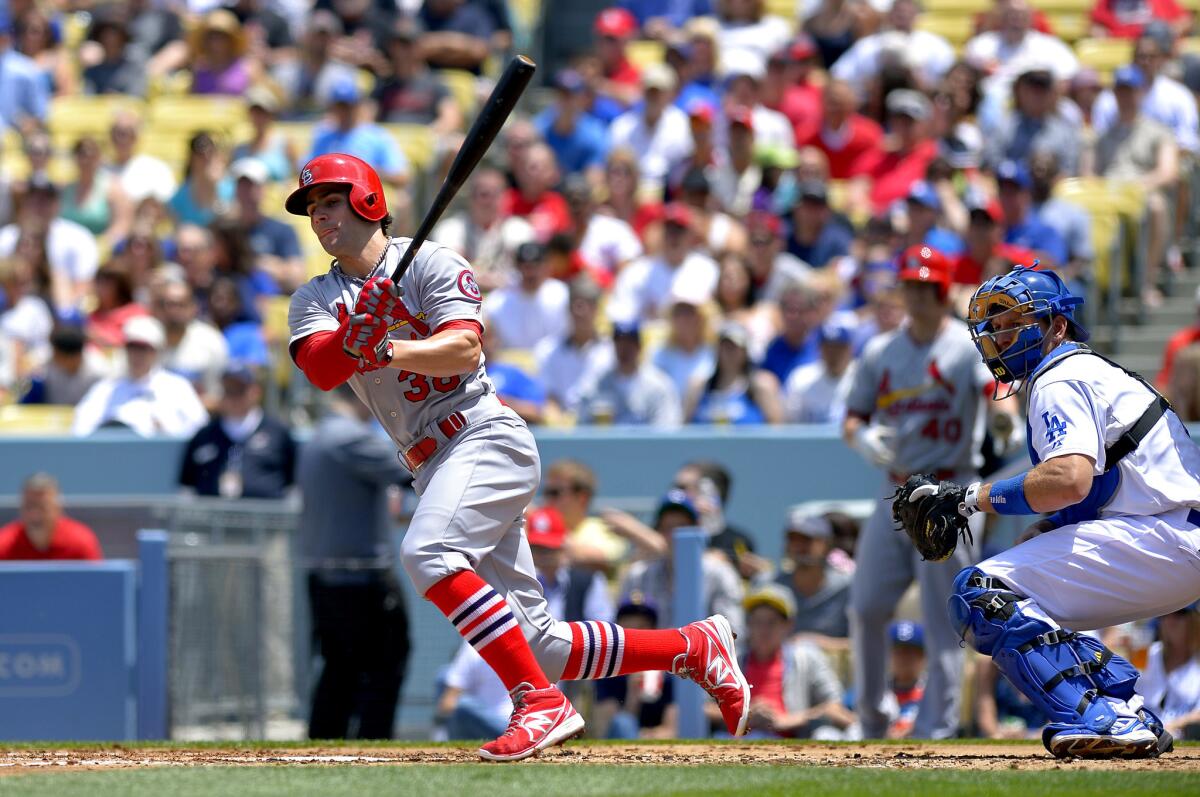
[426,570,550,692]
[561,621,687,679]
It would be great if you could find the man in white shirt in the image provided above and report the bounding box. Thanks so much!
[151,278,229,404]
[482,241,569,351]
[608,203,719,323]
[609,64,693,183]
[965,0,1078,103]
[563,177,642,280]
[578,322,682,428]
[831,0,956,97]
[431,166,534,293]
[536,275,614,415]
[785,315,859,424]
[719,50,794,150]
[1091,32,1199,155]
[73,316,209,437]
[0,180,99,313]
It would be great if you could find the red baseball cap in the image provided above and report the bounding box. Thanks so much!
[526,506,567,549]
[786,36,817,62]
[595,7,637,38]
[747,210,782,235]
[898,245,952,298]
[727,105,754,130]
[687,99,716,125]
[662,202,693,228]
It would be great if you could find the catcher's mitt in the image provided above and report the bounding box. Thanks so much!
[891,474,974,562]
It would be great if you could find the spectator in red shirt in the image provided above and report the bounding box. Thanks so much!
[732,583,855,739]
[856,89,938,213]
[502,143,571,240]
[0,473,103,561]
[1090,0,1191,40]
[801,79,883,180]
[763,36,825,148]
[594,7,641,107]
[951,197,1036,310]
[1158,286,1200,390]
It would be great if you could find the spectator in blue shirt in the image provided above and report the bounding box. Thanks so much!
[208,276,270,368]
[903,180,964,256]
[309,78,410,188]
[619,0,714,34]
[995,160,1069,268]
[535,70,609,181]
[229,158,304,293]
[786,180,854,268]
[760,280,822,386]
[0,8,49,134]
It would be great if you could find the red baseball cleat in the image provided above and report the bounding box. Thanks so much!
[478,684,585,762]
[673,615,751,736]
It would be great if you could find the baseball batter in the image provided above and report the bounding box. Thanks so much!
[842,245,1020,739]
[285,154,751,761]
[895,265,1200,758]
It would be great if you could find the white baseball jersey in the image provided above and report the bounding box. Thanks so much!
[1025,346,1200,519]
[846,318,992,474]
[288,237,504,451]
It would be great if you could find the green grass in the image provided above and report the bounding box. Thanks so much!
[3,765,1199,797]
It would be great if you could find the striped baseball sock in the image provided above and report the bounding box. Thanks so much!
[426,570,550,692]
[561,622,686,679]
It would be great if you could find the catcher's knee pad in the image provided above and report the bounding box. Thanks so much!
[948,568,1139,731]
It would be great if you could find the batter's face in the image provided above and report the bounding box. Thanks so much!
[307,186,375,256]
[901,281,945,323]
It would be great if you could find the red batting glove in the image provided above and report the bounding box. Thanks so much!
[343,312,394,372]
[354,277,404,323]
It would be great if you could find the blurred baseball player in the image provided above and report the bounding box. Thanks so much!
[842,245,1020,739]
[892,265,1200,758]
[285,154,750,761]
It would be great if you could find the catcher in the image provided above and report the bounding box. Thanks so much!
[894,265,1200,758]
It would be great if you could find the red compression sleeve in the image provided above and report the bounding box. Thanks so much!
[292,327,358,390]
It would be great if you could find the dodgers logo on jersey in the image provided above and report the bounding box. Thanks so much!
[1042,410,1069,449]
[457,270,482,301]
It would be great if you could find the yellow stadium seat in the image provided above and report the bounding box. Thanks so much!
[0,405,76,434]
[262,295,293,346]
[135,133,190,179]
[146,95,249,138]
[1053,178,1143,293]
[494,348,537,374]
[764,0,799,21]
[915,14,975,47]
[923,0,990,13]
[383,123,436,172]
[1182,0,1200,11]
[1030,0,1093,11]
[270,122,315,163]
[1047,13,1089,43]
[508,0,543,31]
[1179,37,1200,57]
[47,96,146,148]
[438,69,477,117]
[1075,38,1134,75]
[625,40,667,70]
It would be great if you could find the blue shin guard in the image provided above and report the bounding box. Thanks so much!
[947,568,1140,736]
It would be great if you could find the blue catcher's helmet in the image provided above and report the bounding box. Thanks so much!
[967,265,1087,394]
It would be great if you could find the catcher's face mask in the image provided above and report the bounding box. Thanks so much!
[967,289,1048,400]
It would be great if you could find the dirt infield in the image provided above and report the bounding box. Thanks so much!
[1,742,1198,775]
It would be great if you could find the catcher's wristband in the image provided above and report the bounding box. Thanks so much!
[959,482,982,518]
[988,472,1035,515]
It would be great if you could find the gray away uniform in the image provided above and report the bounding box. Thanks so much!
[844,318,991,739]
[288,238,576,678]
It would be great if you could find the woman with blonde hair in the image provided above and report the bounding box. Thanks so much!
[599,148,662,240]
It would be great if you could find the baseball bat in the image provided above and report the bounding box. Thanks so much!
[389,54,537,283]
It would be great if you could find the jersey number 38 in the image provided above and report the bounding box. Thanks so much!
[398,371,461,402]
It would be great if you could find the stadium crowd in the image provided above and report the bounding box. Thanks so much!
[0,0,1198,742]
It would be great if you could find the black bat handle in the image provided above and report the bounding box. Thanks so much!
[390,55,537,282]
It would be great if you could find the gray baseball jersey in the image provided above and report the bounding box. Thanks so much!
[845,318,992,474]
[288,237,505,450]
[288,236,578,681]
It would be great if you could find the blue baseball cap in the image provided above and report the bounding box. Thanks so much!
[818,315,857,345]
[656,489,699,523]
[611,320,642,340]
[890,621,925,648]
[906,180,941,212]
[329,78,361,104]
[1114,65,1145,89]
[553,68,586,94]
[996,159,1032,190]
[617,593,660,624]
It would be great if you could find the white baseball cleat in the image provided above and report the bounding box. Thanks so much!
[673,614,751,736]
[478,683,585,762]
[1043,716,1161,759]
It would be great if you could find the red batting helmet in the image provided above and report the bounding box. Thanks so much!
[285,153,388,222]
[898,244,952,300]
